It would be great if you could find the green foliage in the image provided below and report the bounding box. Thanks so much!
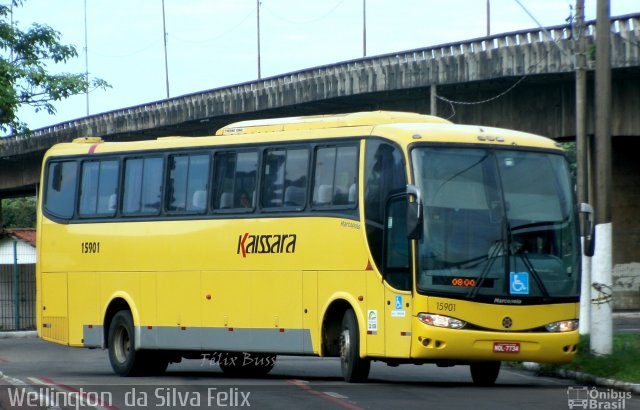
[560,141,576,182]
[0,1,110,135]
[588,44,597,62]
[538,334,640,383]
[1,196,36,228]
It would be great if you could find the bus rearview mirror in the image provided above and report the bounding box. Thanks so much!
[406,185,423,240]
[579,202,595,257]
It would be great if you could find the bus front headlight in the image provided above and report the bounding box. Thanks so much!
[417,313,466,329]
[544,320,579,332]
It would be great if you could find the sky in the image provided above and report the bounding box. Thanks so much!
[7,0,640,131]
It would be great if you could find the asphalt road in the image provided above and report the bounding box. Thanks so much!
[1,338,639,410]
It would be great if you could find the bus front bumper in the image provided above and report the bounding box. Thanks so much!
[410,318,579,364]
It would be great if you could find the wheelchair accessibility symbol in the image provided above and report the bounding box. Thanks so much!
[395,295,403,310]
[510,272,529,295]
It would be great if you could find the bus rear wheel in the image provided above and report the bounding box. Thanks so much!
[470,361,501,386]
[108,310,167,376]
[339,309,370,382]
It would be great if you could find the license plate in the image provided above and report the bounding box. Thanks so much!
[493,342,520,353]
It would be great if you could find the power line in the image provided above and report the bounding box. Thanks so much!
[261,0,347,25]
[513,0,572,58]
[436,75,528,120]
[170,8,255,45]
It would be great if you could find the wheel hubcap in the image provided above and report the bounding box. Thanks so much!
[340,329,351,364]
[114,326,130,364]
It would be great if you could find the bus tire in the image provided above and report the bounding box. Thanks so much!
[108,310,147,376]
[470,361,501,386]
[339,309,370,382]
[219,353,276,377]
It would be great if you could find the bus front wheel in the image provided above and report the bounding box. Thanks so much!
[108,310,167,376]
[470,361,501,386]
[339,309,370,382]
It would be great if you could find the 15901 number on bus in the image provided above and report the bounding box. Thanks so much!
[436,302,456,312]
[81,241,100,254]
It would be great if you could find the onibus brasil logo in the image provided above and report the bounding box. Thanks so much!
[567,386,632,409]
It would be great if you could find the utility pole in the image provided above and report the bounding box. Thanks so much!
[575,0,591,336]
[84,0,89,115]
[257,0,261,79]
[162,0,170,98]
[362,0,367,57]
[430,85,437,116]
[486,0,490,36]
[591,0,612,355]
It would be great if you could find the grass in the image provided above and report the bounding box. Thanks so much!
[536,334,640,383]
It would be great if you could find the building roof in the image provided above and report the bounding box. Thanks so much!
[2,228,36,247]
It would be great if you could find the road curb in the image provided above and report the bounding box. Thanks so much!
[521,362,640,394]
[0,331,37,339]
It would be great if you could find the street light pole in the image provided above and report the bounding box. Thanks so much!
[486,0,490,36]
[257,0,261,79]
[162,0,170,98]
[362,0,367,57]
[84,0,89,115]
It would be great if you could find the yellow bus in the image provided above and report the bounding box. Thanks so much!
[36,111,592,385]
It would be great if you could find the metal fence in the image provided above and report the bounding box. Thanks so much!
[0,241,36,331]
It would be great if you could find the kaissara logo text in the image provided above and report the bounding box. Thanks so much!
[237,233,297,257]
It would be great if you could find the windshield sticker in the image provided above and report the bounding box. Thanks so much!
[367,310,378,332]
[510,272,530,295]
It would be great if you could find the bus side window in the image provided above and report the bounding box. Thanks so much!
[235,152,258,209]
[78,159,119,217]
[335,146,357,205]
[312,147,335,206]
[312,145,358,207]
[261,148,308,210]
[213,151,257,211]
[285,149,308,208]
[166,154,210,213]
[122,157,163,215]
[44,161,78,219]
[262,150,285,207]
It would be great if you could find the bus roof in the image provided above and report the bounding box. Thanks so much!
[45,111,561,157]
[216,111,451,135]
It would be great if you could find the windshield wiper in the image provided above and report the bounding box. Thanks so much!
[510,220,564,233]
[515,252,551,300]
[466,239,503,299]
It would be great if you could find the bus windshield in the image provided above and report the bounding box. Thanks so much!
[411,147,580,302]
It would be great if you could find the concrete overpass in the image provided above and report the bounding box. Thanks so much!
[1,13,639,308]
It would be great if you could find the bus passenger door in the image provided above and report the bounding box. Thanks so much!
[382,196,414,357]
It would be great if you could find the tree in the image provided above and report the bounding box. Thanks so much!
[560,141,576,182]
[1,197,36,228]
[0,0,110,135]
